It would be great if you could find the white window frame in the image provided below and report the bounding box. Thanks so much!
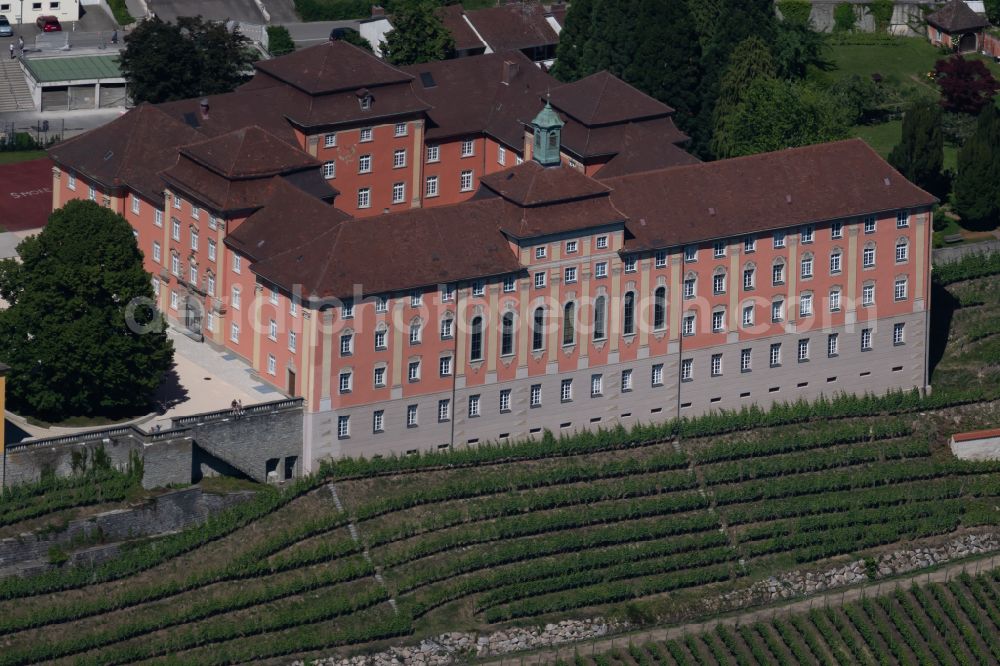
[425,176,439,197]
[392,182,406,204]
[460,170,474,192]
[357,188,371,209]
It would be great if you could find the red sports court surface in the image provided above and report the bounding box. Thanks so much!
[0,157,53,232]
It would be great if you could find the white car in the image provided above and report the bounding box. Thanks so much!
[0,16,13,38]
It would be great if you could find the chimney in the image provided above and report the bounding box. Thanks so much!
[371,4,385,17]
[199,98,210,120]
[502,60,519,86]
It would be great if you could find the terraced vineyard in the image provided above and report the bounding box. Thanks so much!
[579,569,1000,666]
[0,410,997,665]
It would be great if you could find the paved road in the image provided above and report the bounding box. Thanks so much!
[282,20,360,46]
[933,238,1000,265]
[149,0,264,24]
[480,552,1000,665]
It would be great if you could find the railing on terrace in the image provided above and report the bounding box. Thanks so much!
[170,397,303,427]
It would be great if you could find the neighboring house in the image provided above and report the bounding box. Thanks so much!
[926,0,990,52]
[47,40,935,470]
[0,0,80,26]
[362,1,563,65]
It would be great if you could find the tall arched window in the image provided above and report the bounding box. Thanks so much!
[593,296,607,341]
[501,312,515,356]
[653,286,666,330]
[532,307,545,351]
[623,292,636,336]
[470,316,483,361]
[563,302,576,346]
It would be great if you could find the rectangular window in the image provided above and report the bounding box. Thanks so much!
[743,268,755,290]
[460,170,474,192]
[800,226,814,243]
[206,312,214,332]
[713,240,726,258]
[684,277,695,299]
[439,356,452,376]
[441,283,455,302]
[560,379,573,402]
[376,295,389,313]
[742,305,754,327]
[425,176,439,197]
[324,133,337,148]
[773,231,786,249]
[894,278,907,301]
[232,254,241,274]
[566,240,578,254]
[469,395,481,417]
[591,374,603,397]
[863,284,875,306]
[208,215,217,230]
[652,364,664,386]
[684,246,697,262]
[534,271,546,289]
[374,367,386,387]
[596,235,609,250]
[88,185,96,201]
[341,300,354,319]
[267,354,276,375]
[744,236,756,253]
[711,353,722,376]
[461,139,475,157]
[624,256,637,273]
[893,322,905,344]
[170,291,178,310]
[621,369,633,392]
[191,205,200,220]
[230,322,239,342]
[207,274,215,297]
[190,229,199,252]
[339,370,352,393]
[831,221,843,239]
[865,215,877,233]
[173,194,182,210]
[771,300,783,322]
[897,210,909,228]
[472,280,485,297]
[358,155,372,174]
[438,399,450,422]
[713,273,725,294]
[392,182,406,204]
[770,343,781,367]
[564,266,577,283]
[864,246,876,267]
[828,333,839,357]
[152,241,161,262]
[772,263,784,285]
[712,310,725,333]
[801,256,813,279]
[360,127,373,142]
[231,286,241,309]
[323,161,335,179]
[340,333,353,356]
[154,209,163,227]
[530,384,542,407]
[426,145,440,162]
[357,188,371,209]
[189,265,198,286]
[67,173,76,190]
[800,293,813,317]
[595,262,608,279]
[498,145,507,165]
[289,331,297,352]
[681,358,693,381]
[503,276,515,292]
[829,289,841,312]
[741,348,752,371]
[408,360,420,382]
[682,314,695,336]
[861,328,872,350]
[171,254,180,276]
[830,252,842,274]
[411,291,422,307]
[394,122,407,137]
[535,246,547,260]
[655,250,667,268]
[208,238,216,261]
[500,389,511,412]
[372,410,384,433]
[407,405,418,427]
[393,149,406,169]
[896,241,908,262]
[797,338,809,361]
[171,219,180,241]
[131,195,140,214]
[409,321,421,344]
[374,329,387,350]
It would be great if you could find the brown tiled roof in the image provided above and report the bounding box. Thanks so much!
[158,86,307,144]
[437,4,486,52]
[927,0,988,32]
[47,103,202,203]
[180,126,318,179]
[604,139,937,252]
[494,195,626,239]
[549,71,674,127]
[465,2,559,51]
[285,83,430,131]
[560,116,689,159]
[403,51,554,145]
[595,124,701,179]
[250,197,523,301]
[252,40,413,95]
[480,160,610,206]
[226,177,350,263]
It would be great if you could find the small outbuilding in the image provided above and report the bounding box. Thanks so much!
[21,54,126,111]
[950,428,1000,461]
[927,0,990,53]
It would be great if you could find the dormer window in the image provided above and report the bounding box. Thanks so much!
[357,89,373,110]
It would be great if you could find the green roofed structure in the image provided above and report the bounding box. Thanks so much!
[21,55,126,111]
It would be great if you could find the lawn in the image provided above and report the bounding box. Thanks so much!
[820,35,942,97]
[0,151,46,165]
[851,119,957,171]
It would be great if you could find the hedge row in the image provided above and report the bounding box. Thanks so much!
[934,249,1000,286]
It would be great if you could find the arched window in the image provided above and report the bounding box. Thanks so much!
[623,292,636,336]
[470,316,483,361]
[563,302,576,345]
[653,286,666,330]
[501,312,515,356]
[593,296,607,341]
[532,307,545,351]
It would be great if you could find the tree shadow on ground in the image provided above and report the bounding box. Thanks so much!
[928,280,959,381]
[152,366,189,415]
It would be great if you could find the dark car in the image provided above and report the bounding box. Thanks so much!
[0,15,12,37]
[35,15,61,32]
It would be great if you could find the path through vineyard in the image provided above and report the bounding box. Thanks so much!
[485,552,1000,665]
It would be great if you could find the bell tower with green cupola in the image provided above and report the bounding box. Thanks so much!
[530,99,564,167]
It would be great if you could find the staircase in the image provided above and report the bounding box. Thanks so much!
[0,57,34,112]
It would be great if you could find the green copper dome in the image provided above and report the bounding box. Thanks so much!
[531,100,564,167]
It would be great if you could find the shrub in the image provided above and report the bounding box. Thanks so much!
[266,25,295,56]
[107,0,134,25]
[778,0,812,24]
[866,0,895,32]
[833,2,856,31]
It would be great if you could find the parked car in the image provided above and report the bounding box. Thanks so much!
[35,15,61,32]
[0,15,13,37]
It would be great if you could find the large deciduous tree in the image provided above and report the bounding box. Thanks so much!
[0,201,173,421]
[986,0,1000,25]
[381,0,454,66]
[953,106,1000,230]
[934,55,1000,116]
[120,16,254,104]
[888,101,946,197]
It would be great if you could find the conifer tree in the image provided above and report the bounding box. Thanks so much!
[888,101,946,197]
[954,106,1000,230]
